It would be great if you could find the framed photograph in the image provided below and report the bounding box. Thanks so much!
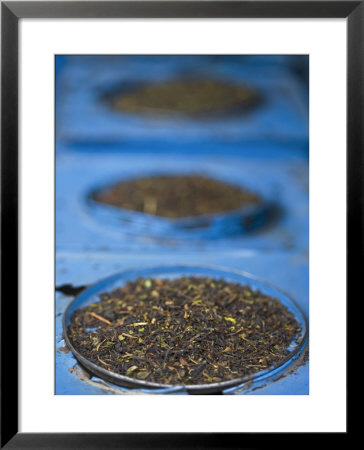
[1,1,356,447]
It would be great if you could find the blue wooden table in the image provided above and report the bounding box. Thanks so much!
[55,55,309,395]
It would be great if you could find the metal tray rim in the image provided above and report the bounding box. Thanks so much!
[62,264,308,394]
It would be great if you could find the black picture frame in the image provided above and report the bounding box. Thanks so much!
[1,1,357,447]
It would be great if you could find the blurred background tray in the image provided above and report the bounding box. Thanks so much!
[56,147,308,253]
[56,55,308,149]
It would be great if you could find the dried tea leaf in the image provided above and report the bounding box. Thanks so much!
[68,276,302,386]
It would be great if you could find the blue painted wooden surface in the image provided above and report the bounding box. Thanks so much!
[55,55,309,395]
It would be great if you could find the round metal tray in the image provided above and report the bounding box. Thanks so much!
[103,78,261,119]
[86,175,277,240]
[63,265,308,394]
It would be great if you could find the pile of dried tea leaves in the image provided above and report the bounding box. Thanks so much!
[68,276,302,386]
[110,80,259,116]
[93,175,260,219]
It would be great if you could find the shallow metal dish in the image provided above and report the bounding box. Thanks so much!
[63,265,308,394]
[102,78,262,119]
[86,174,278,240]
